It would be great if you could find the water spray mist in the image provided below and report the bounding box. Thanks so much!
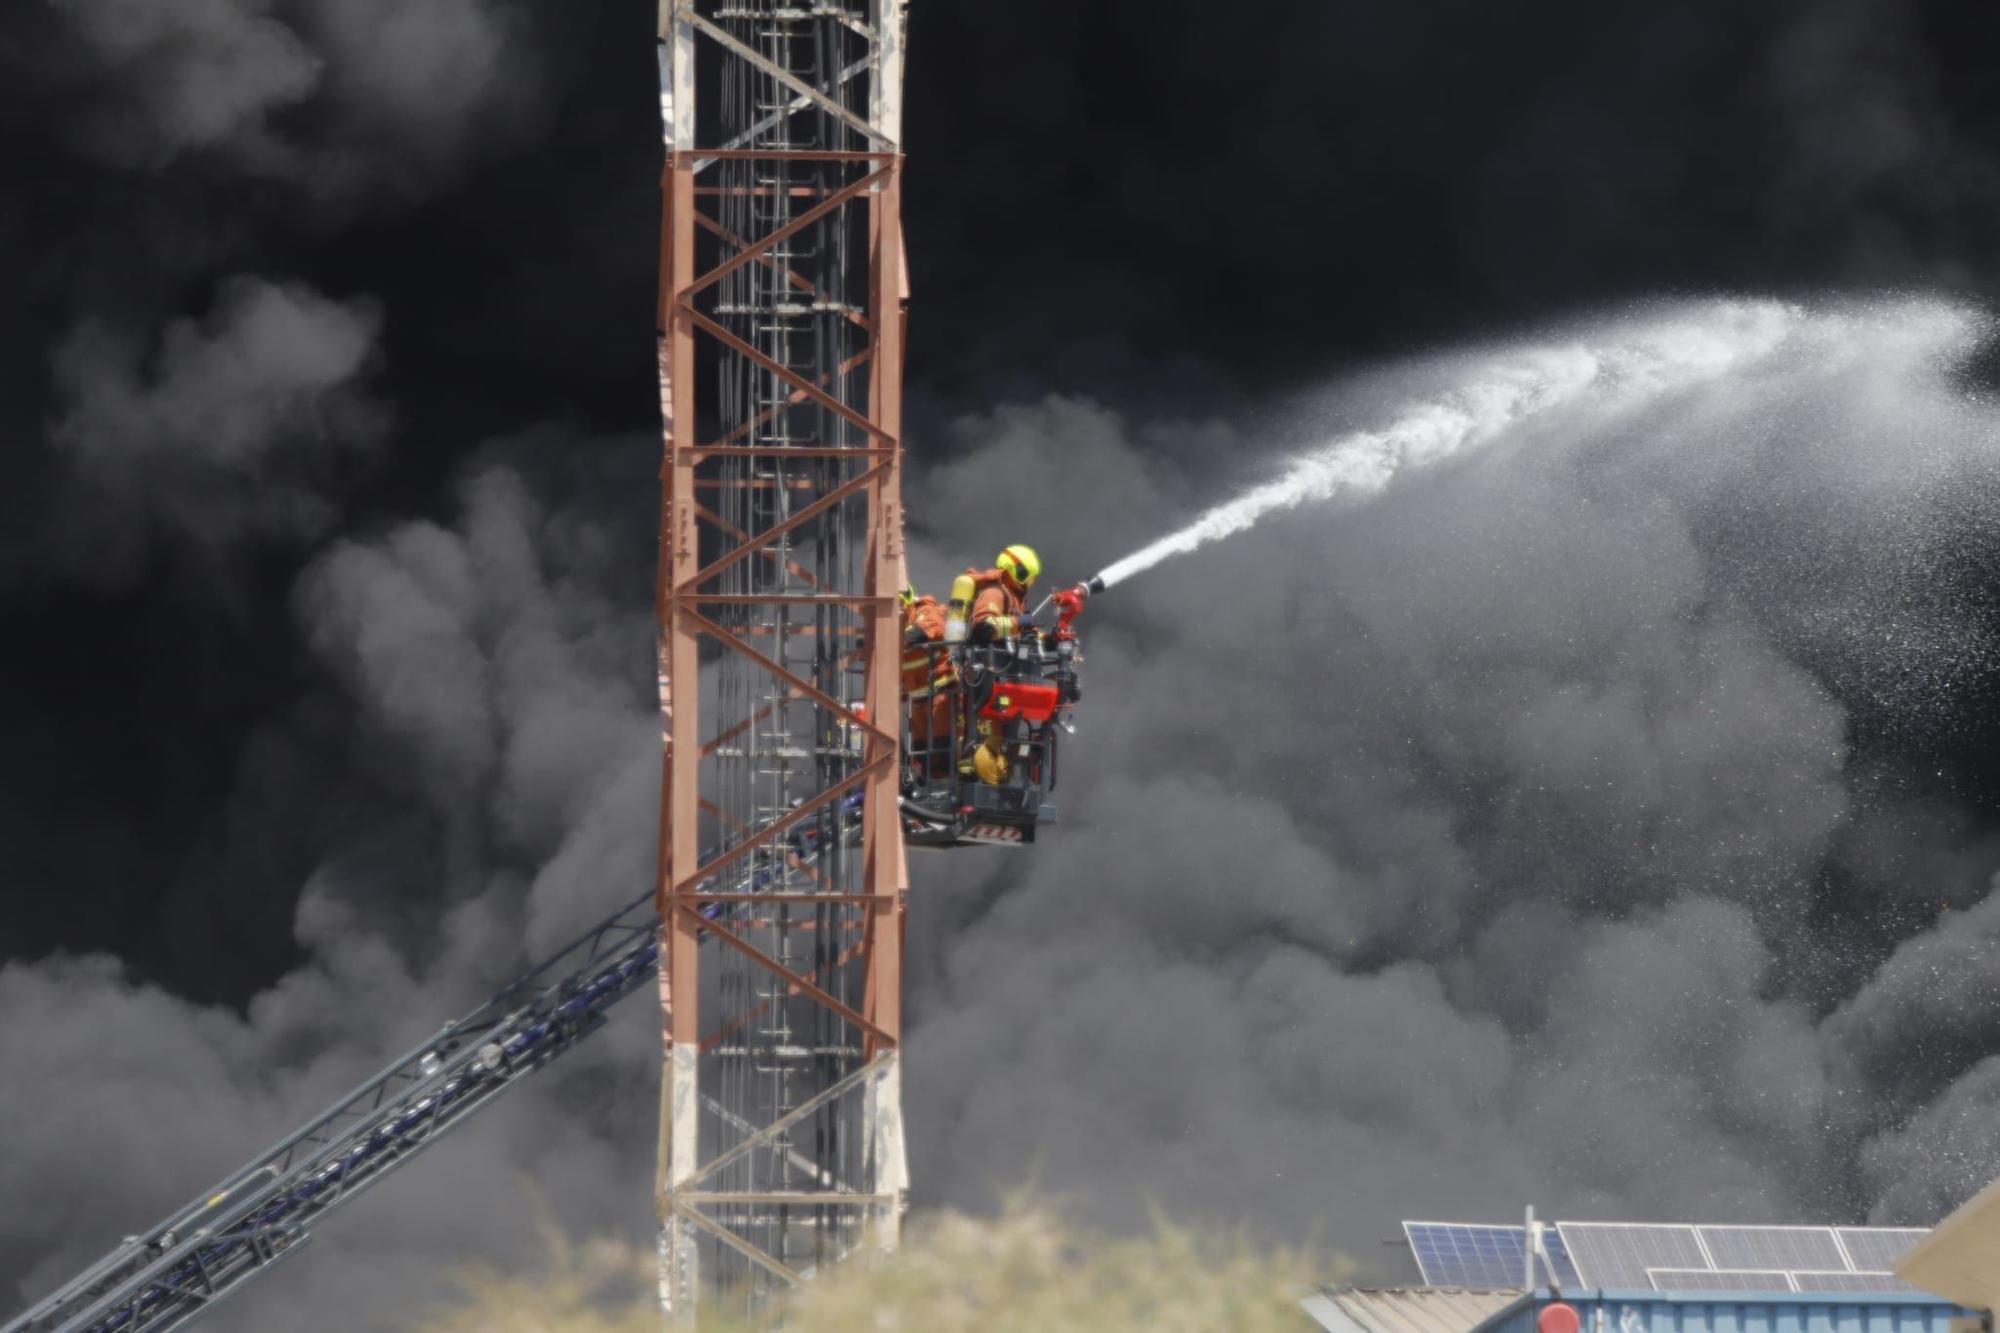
[1084,300,1802,593]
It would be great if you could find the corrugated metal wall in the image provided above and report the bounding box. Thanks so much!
[1474,1293,1983,1333]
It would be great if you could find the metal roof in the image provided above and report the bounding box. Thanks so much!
[1469,1289,1975,1333]
[1302,1286,1524,1333]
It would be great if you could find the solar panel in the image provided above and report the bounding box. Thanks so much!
[1404,1223,1584,1288]
[1649,1268,1795,1292]
[1792,1271,1921,1294]
[1698,1227,1846,1273]
[1541,1230,1584,1287]
[1835,1228,1927,1273]
[1560,1223,1707,1288]
[1404,1223,1530,1287]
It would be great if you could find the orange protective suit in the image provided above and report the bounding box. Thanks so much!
[954,566,1028,641]
[901,593,954,775]
[900,594,949,693]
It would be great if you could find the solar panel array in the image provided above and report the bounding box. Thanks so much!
[1404,1221,1930,1294]
[1404,1223,1583,1288]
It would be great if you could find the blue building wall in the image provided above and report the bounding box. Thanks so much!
[1473,1290,1983,1333]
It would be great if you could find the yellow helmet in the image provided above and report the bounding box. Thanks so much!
[899,584,916,607]
[996,544,1041,588]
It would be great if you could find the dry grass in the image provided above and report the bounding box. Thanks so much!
[416,1217,660,1333]
[416,1198,1323,1332]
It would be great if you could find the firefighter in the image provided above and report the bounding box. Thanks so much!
[900,585,954,782]
[949,544,1041,643]
[900,585,946,663]
[901,584,952,697]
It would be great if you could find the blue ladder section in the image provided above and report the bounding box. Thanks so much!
[4,793,862,1333]
[5,888,659,1333]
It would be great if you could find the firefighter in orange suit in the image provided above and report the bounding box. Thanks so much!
[950,544,1041,643]
[900,585,954,778]
[900,585,947,673]
[946,546,1039,784]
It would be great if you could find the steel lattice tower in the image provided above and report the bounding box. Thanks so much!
[652,0,910,1319]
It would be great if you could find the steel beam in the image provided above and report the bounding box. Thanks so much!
[680,8,892,147]
[654,4,908,1318]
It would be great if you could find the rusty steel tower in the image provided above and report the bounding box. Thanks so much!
[651,0,910,1318]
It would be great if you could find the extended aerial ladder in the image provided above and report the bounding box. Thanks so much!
[0,892,664,1333]
[0,804,864,1333]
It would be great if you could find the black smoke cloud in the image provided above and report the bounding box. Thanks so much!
[13,0,2000,1326]
[50,0,322,169]
[42,0,537,191]
[0,0,655,981]
[48,276,388,583]
[0,433,663,1328]
[900,300,2000,1244]
[11,0,2000,977]
[902,2,2000,402]
[11,302,2000,1326]
[3,0,584,597]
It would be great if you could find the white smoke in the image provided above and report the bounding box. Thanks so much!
[1093,300,1803,589]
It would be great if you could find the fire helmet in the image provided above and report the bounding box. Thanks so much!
[996,544,1041,588]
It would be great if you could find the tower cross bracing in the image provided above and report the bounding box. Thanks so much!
[652,0,911,1318]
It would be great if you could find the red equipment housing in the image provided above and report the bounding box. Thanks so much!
[978,680,1062,725]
